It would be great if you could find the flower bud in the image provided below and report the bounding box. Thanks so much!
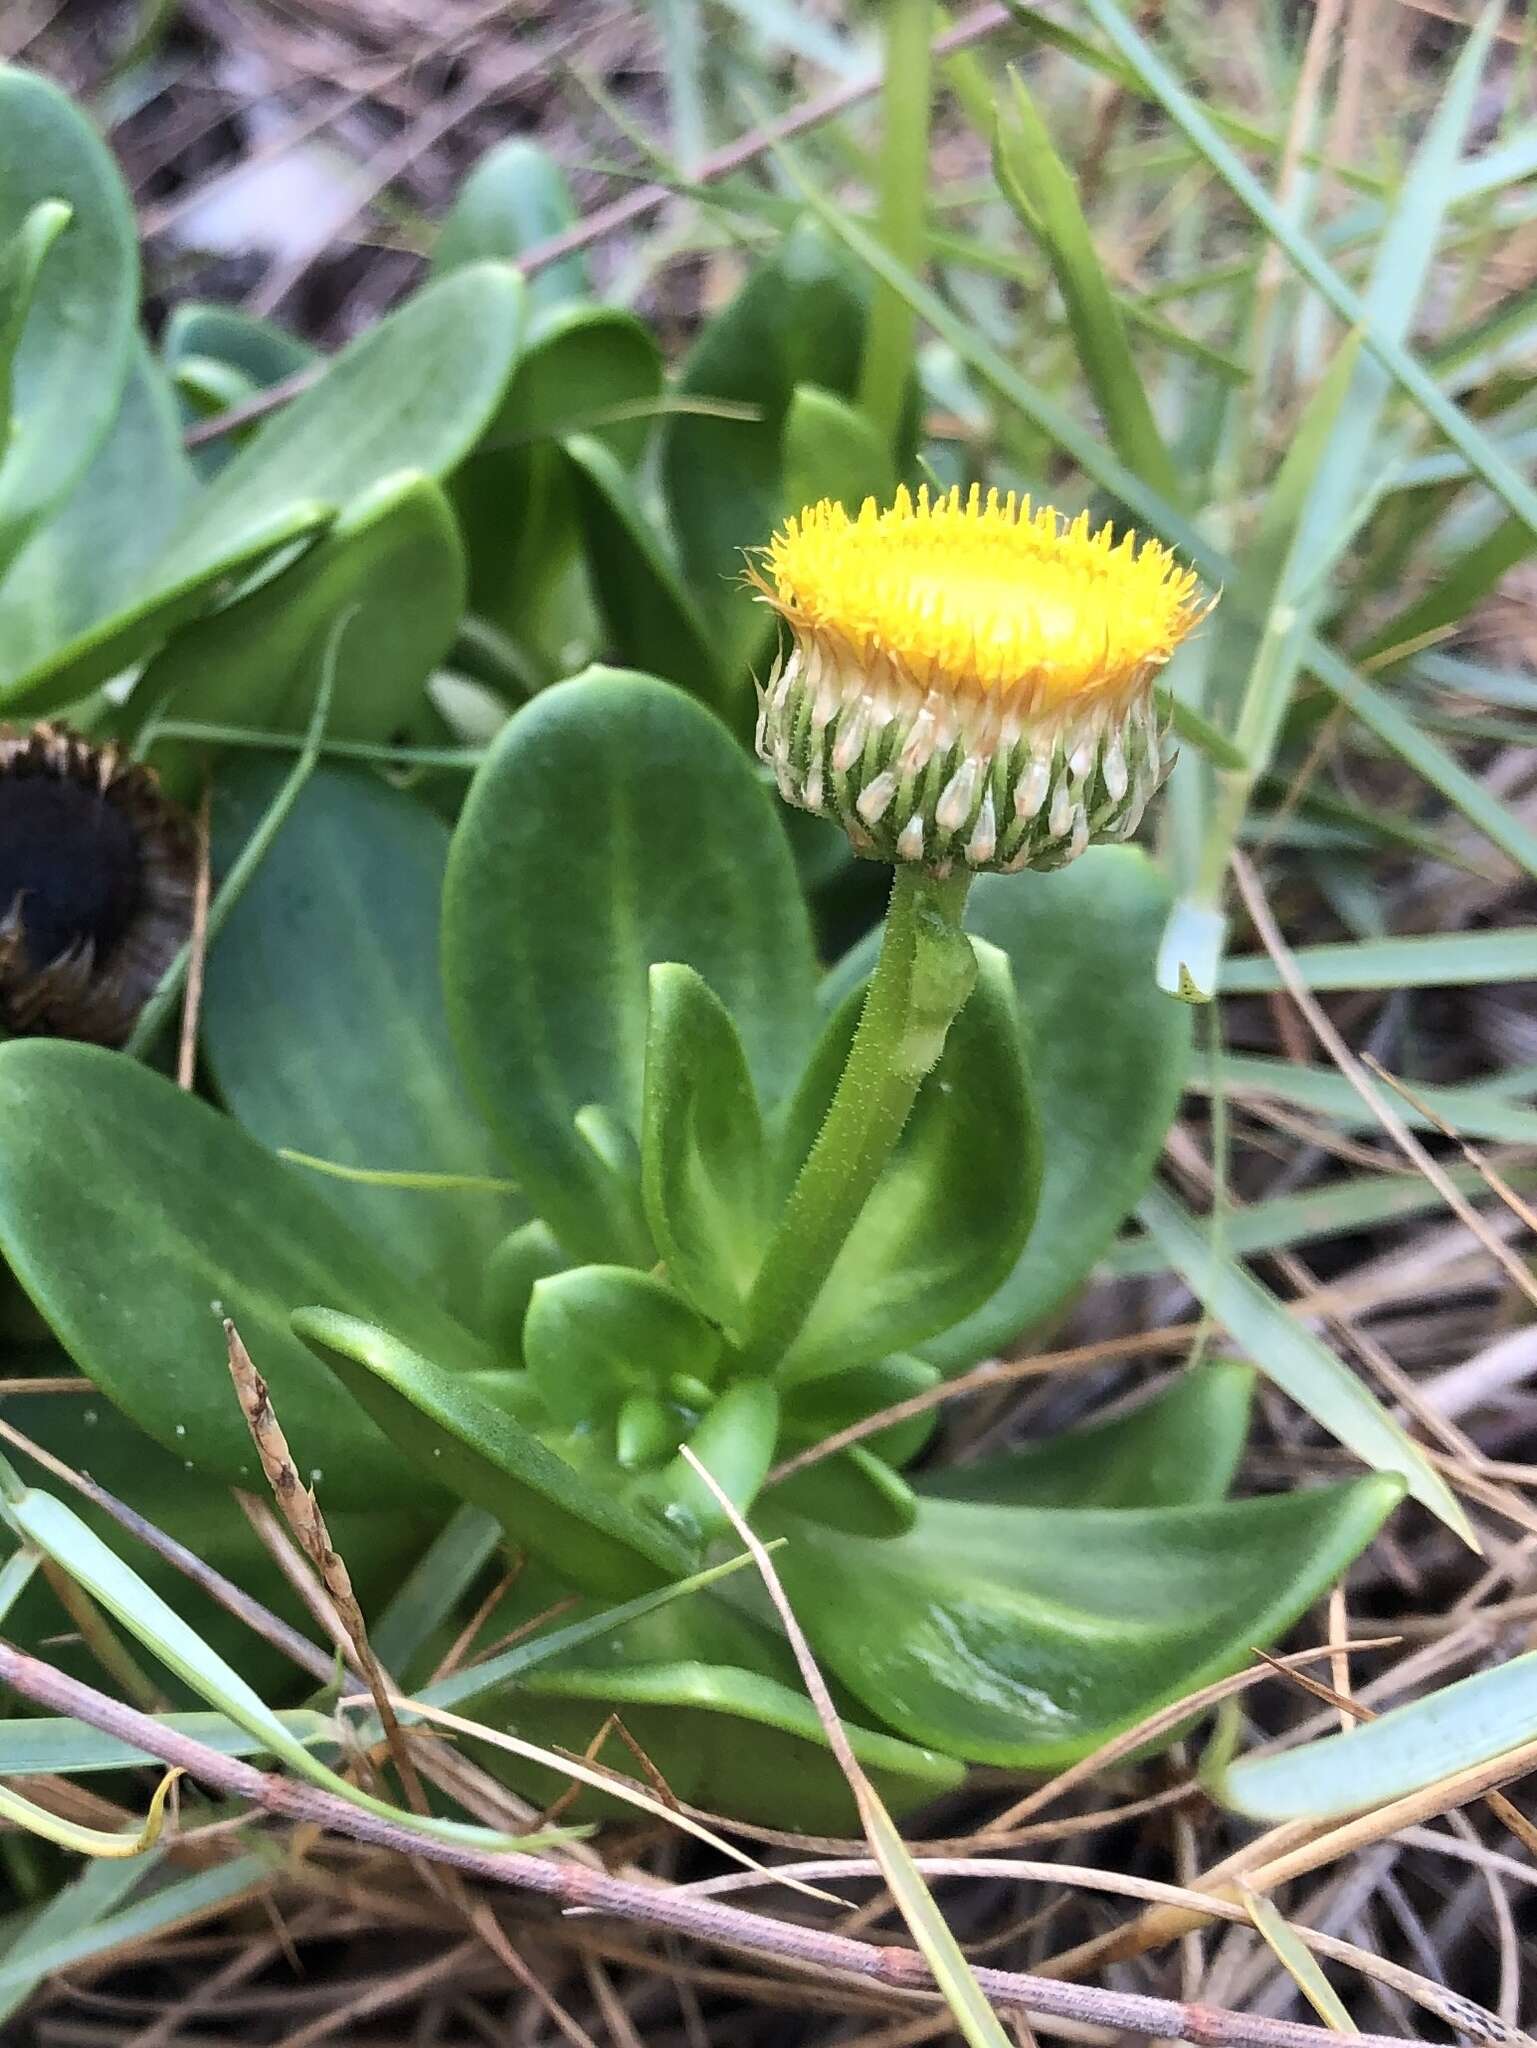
[750,485,1210,873]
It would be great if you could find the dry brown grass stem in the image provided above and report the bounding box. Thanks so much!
[0,1635,1438,2048]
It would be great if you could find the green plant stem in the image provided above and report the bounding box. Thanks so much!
[857,0,935,445]
[740,865,975,1375]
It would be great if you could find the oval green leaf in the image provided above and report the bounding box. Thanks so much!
[442,670,817,1261]
[642,962,769,1334]
[293,1305,695,1597]
[0,67,137,566]
[771,1477,1403,1767]
[523,1266,721,1427]
[0,1041,488,1506]
[920,1363,1254,1509]
[202,762,523,1319]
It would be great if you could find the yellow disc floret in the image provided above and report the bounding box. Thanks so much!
[749,484,1211,876]
[755,484,1204,711]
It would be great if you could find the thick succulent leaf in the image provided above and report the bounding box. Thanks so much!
[783,1350,942,1469]
[455,1557,964,1827]
[202,763,522,1320]
[778,943,1041,1384]
[651,1379,779,1540]
[782,381,896,515]
[453,303,660,671]
[294,1307,695,1597]
[772,1445,918,1537]
[0,1042,487,1507]
[923,849,1189,1371]
[482,1222,568,1363]
[0,67,137,568]
[139,470,465,757]
[431,138,592,315]
[771,1477,1402,1767]
[523,1266,721,1427]
[920,1363,1254,1509]
[162,305,318,482]
[660,218,874,675]
[493,304,660,461]
[0,1385,428,1695]
[563,434,734,718]
[501,1660,961,1829]
[0,340,193,682]
[642,963,770,1333]
[442,670,817,1261]
[2,261,522,715]
[162,302,318,386]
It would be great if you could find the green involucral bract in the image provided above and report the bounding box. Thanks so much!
[0,122,1402,1824]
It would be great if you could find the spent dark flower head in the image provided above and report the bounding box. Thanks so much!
[0,724,195,1046]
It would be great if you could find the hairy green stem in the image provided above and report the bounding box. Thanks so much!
[857,0,936,445]
[740,865,975,1375]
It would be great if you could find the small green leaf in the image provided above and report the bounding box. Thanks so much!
[432,138,591,315]
[202,763,522,1319]
[781,941,1039,1385]
[2,261,522,715]
[162,301,318,386]
[1138,1185,1473,1542]
[773,1445,918,1536]
[661,217,875,675]
[0,199,72,458]
[0,68,137,566]
[294,1305,696,1595]
[642,963,770,1332]
[453,303,660,673]
[523,1266,722,1427]
[920,1362,1254,1509]
[493,304,660,461]
[442,670,817,1262]
[1216,1649,1537,1822]
[993,68,1181,507]
[482,1221,568,1363]
[782,382,896,515]
[0,1041,486,1506]
[771,1478,1402,1767]
[784,1351,942,1469]
[563,433,732,717]
[657,1380,779,1536]
[140,470,465,753]
[0,340,193,686]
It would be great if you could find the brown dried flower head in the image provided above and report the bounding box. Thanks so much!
[0,724,196,1046]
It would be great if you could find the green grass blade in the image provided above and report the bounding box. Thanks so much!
[993,67,1181,504]
[1136,1186,1468,1541]
[1221,928,1537,993]
[1066,0,1537,542]
[1242,1890,1359,2032]
[1203,1054,1537,1143]
[0,1857,153,2025]
[1108,1160,1533,1276]
[1217,1650,1537,1821]
[862,1790,1014,2048]
[0,1855,270,2002]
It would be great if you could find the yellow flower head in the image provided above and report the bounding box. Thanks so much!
[749,484,1210,874]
